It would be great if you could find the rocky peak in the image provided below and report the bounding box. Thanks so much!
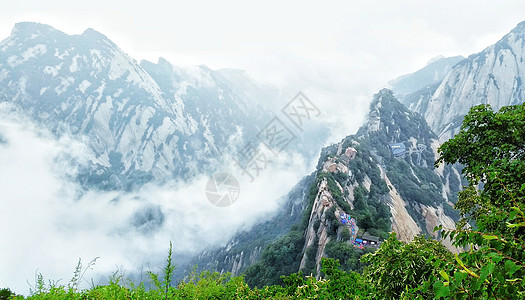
[398,21,525,141]
[0,23,280,189]
[388,55,464,103]
[511,20,525,33]
[81,27,109,40]
[10,22,60,38]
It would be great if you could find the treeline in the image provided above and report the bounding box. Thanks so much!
[2,103,524,299]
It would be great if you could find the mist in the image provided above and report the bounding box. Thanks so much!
[0,107,313,294]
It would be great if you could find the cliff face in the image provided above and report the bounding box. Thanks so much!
[0,22,328,189]
[298,177,360,276]
[388,55,464,103]
[398,21,525,141]
[381,168,421,241]
[0,23,272,188]
[193,89,463,285]
[192,174,314,276]
[297,90,460,275]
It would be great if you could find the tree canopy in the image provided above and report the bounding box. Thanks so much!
[432,103,525,298]
[4,103,525,299]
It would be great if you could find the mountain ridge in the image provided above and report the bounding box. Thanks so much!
[0,22,324,189]
[193,89,462,286]
[398,21,525,141]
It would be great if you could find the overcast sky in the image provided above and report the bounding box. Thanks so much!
[2,1,525,293]
[2,1,525,139]
[2,1,525,82]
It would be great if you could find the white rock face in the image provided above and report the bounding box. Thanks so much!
[406,22,525,141]
[381,168,421,242]
[0,22,279,188]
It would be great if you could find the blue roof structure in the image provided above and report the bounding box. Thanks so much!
[388,143,406,157]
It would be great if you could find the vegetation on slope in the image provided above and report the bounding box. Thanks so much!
[2,103,524,299]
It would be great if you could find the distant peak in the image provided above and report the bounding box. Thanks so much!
[81,28,109,40]
[157,57,172,66]
[377,88,394,97]
[510,20,525,35]
[11,22,58,37]
[426,55,445,66]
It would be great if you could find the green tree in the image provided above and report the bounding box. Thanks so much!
[361,233,452,299]
[320,258,370,299]
[433,103,525,298]
[0,288,15,300]
[148,241,176,299]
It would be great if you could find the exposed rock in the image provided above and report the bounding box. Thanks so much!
[381,167,421,241]
[402,22,525,141]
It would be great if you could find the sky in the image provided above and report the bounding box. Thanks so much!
[1,0,525,294]
[2,1,524,78]
[1,0,525,140]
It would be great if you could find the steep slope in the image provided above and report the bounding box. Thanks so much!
[194,174,315,277]
[0,23,278,188]
[193,89,462,286]
[388,55,464,104]
[405,21,525,141]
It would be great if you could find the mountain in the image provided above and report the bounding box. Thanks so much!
[0,22,317,189]
[192,89,463,286]
[388,55,464,103]
[194,174,315,277]
[399,21,525,141]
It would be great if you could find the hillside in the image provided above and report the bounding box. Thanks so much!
[0,22,326,190]
[193,89,463,286]
[388,55,464,103]
[400,21,525,141]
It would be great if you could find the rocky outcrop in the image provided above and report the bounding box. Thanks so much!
[299,179,334,275]
[401,21,525,141]
[195,90,465,283]
[381,167,421,242]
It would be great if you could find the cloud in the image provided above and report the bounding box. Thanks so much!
[2,1,525,294]
[0,108,311,294]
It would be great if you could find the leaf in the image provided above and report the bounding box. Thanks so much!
[480,263,493,283]
[439,270,449,281]
[486,252,503,264]
[433,281,450,298]
[486,262,495,275]
[506,222,525,228]
[454,270,466,283]
[455,254,479,278]
[504,260,520,275]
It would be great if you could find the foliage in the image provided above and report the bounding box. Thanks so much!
[148,241,176,299]
[430,103,525,299]
[325,241,370,273]
[11,256,374,299]
[10,103,525,299]
[340,227,351,241]
[302,236,319,275]
[361,233,452,299]
[0,288,16,300]
[320,258,370,299]
[352,185,390,239]
[244,229,305,287]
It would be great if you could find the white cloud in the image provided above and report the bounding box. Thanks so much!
[1,0,525,294]
[1,2,523,146]
[0,109,311,294]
